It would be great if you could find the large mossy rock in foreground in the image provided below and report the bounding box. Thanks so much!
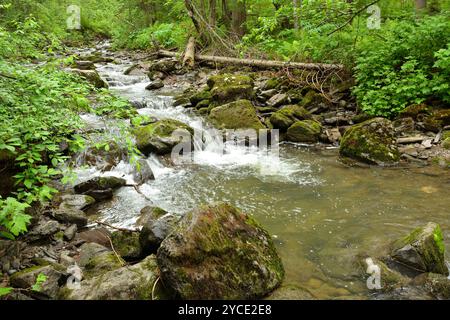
[207,73,254,104]
[391,222,448,276]
[157,202,284,300]
[339,117,399,165]
[208,99,265,130]
[134,119,194,155]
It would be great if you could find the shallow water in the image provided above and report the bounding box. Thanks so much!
[79,52,450,299]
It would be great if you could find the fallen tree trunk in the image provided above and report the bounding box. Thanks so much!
[182,37,196,68]
[158,49,344,71]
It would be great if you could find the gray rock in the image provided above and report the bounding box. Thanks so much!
[10,265,64,299]
[63,224,78,241]
[52,208,87,228]
[133,159,155,185]
[74,61,95,70]
[140,213,179,254]
[59,194,95,211]
[63,255,163,300]
[72,69,108,89]
[74,176,126,194]
[267,93,289,108]
[145,80,164,91]
[27,219,62,241]
[78,243,111,267]
[74,176,126,201]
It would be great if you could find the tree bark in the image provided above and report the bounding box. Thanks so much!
[209,0,217,28]
[183,37,196,68]
[415,0,427,9]
[231,0,247,38]
[158,50,344,71]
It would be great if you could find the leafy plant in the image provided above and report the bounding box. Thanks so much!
[0,197,31,240]
[353,15,450,117]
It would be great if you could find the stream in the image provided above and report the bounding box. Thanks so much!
[72,44,450,299]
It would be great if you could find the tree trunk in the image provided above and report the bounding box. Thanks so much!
[209,0,217,28]
[231,0,247,38]
[293,0,299,30]
[415,0,427,10]
[158,50,344,72]
[183,37,196,68]
[184,0,208,44]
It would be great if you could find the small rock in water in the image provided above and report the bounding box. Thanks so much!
[145,80,164,91]
[421,186,438,194]
[390,222,448,276]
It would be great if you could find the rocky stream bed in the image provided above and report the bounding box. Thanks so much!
[1,41,450,300]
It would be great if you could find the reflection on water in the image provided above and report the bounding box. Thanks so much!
[87,58,450,299]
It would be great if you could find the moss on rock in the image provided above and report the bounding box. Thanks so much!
[339,117,400,165]
[207,74,254,104]
[157,202,284,300]
[111,231,142,261]
[269,105,312,131]
[208,99,265,130]
[399,104,431,120]
[134,119,194,155]
[391,222,448,276]
[286,120,322,143]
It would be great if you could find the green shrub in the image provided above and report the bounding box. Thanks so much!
[353,15,450,117]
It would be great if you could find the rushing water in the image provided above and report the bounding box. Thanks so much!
[75,47,450,299]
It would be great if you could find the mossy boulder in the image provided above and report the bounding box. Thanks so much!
[339,118,400,165]
[63,255,167,300]
[73,69,108,89]
[157,202,284,300]
[207,74,254,104]
[189,90,212,106]
[399,104,431,120]
[134,119,194,155]
[270,105,312,131]
[286,120,322,143]
[111,231,142,261]
[390,222,448,276]
[208,99,265,130]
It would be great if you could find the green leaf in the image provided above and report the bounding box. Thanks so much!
[0,287,13,297]
[31,273,47,292]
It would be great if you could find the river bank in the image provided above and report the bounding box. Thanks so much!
[1,41,450,300]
